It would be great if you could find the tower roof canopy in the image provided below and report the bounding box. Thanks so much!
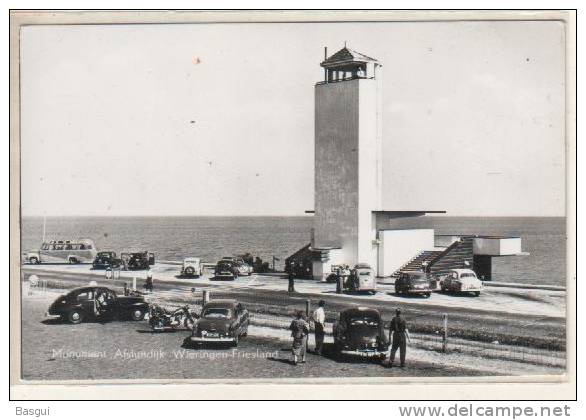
[321,47,378,68]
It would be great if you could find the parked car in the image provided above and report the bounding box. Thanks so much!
[214,260,238,280]
[180,257,202,277]
[92,251,122,269]
[441,269,483,297]
[186,300,249,346]
[345,263,377,293]
[46,286,149,324]
[333,307,389,359]
[395,271,432,297]
[121,251,155,270]
[221,257,253,276]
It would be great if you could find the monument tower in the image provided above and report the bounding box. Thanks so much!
[312,46,383,279]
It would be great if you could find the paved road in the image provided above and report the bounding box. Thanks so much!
[21,267,566,350]
[21,297,484,380]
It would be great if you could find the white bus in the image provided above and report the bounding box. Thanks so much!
[25,239,98,264]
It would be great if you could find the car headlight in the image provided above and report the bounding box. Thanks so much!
[201,330,207,336]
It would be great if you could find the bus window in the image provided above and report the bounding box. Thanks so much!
[54,244,63,251]
[79,244,86,250]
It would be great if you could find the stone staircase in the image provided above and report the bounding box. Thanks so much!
[391,250,443,277]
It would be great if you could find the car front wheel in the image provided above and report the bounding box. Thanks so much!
[29,257,39,264]
[69,257,78,264]
[184,267,195,276]
[68,310,83,324]
[131,309,144,321]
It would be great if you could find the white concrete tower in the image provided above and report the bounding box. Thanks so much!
[312,46,383,279]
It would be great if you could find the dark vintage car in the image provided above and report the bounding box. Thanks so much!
[394,271,433,297]
[214,260,238,280]
[121,251,155,270]
[186,300,249,346]
[333,307,389,358]
[92,251,122,269]
[46,286,149,324]
[221,257,253,276]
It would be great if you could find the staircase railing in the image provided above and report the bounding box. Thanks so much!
[425,239,462,273]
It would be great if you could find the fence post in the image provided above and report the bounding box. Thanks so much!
[442,313,448,353]
[203,290,210,305]
[306,299,311,351]
[337,276,343,294]
[132,277,137,291]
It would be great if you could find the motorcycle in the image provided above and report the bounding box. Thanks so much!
[148,304,197,332]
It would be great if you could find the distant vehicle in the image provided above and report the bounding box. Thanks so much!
[214,260,238,280]
[326,264,352,284]
[345,263,377,293]
[92,251,122,270]
[121,251,155,270]
[25,239,97,264]
[333,307,389,359]
[180,257,202,277]
[186,300,249,346]
[395,271,432,298]
[220,257,253,276]
[46,286,149,324]
[441,269,483,297]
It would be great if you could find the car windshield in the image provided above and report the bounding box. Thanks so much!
[348,316,379,326]
[203,308,231,319]
[408,274,427,283]
[460,273,477,279]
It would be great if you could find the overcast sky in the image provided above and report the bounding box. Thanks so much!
[20,21,566,217]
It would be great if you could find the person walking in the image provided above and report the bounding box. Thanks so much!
[290,311,309,365]
[312,300,326,355]
[388,309,410,368]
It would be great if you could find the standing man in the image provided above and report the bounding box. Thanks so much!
[288,271,296,293]
[388,309,410,368]
[145,270,154,293]
[312,300,326,355]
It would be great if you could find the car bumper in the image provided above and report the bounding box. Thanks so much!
[406,289,431,294]
[341,348,386,356]
[459,287,482,292]
[189,336,235,343]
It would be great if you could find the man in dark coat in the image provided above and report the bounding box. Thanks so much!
[288,271,295,293]
[388,308,410,368]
